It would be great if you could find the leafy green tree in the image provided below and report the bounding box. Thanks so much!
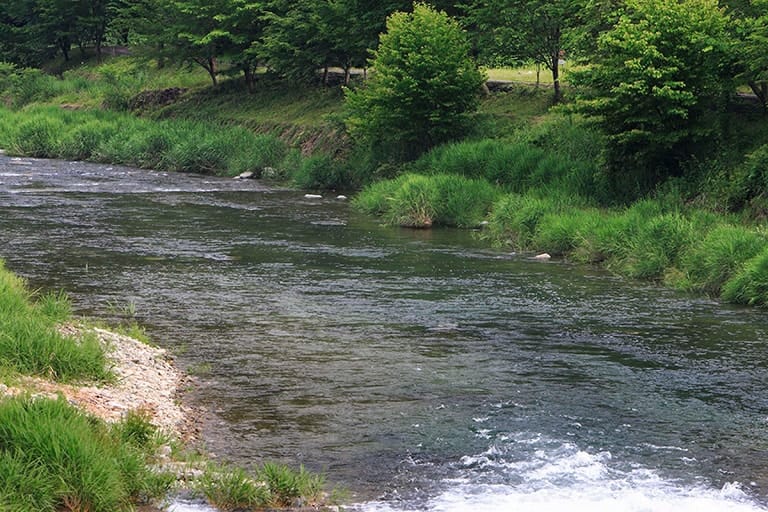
[0,0,52,66]
[462,0,583,103]
[728,0,768,110]
[571,0,734,196]
[153,0,238,86]
[345,3,485,161]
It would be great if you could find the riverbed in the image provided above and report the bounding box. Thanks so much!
[0,155,766,511]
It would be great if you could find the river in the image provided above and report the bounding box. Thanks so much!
[0,155,766,511]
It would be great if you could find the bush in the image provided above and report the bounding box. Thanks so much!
[677,225,768,295]
[0,396,172,512]
[728,143,768,214]
[721,247,768,306]
[344,3,486,160]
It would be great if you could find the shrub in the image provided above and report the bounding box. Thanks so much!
[677,225,768,295]
[721,247,768,306]
[728,143,768,214]
[344,3,486,160]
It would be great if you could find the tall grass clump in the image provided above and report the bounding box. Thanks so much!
[0,260,107,381]
[610,213,694,280]
[675,225,768,295]
[484,194,561,248]
[353,174,498,228]
[0,396,172,512]
[195,461,327,511]
[352,174,410,215]
[721,247,768,307]
[292,152,349,190]
[413,137,606,203]
[8,116,65,158]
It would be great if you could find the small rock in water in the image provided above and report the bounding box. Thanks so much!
[336,194,348,200]
[304,193,322,199]
[234,171,255,180]
[533,253,551,261]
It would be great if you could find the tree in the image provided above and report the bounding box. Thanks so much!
[571,0,734,196]
[462,0,583,103]
[727,0,768,110]
[344,3,485,161]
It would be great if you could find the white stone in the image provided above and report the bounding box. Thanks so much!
[533,253,551,260]
[304,193,322,199]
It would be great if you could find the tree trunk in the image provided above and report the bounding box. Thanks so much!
[344,64,351,85]
[322,66,329,86]
[536,62,541,88]
[551,53,561,104]
[243,66,255,93]
[59,38,71,61]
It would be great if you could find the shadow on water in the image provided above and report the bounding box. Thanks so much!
[1,155,767,510]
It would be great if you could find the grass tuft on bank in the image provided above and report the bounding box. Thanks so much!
[0,260,108,382]
[0,395,174,512]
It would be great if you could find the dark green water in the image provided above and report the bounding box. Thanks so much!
[1,155,767,511]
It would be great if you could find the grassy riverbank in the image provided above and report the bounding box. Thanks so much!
[0,260,335,511]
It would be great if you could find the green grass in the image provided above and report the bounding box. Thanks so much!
[0,106,292,177]
[0,396,173,512]
[722,247,768,306]
[353,173,499,228]
[0,260,108,382]
[195,461,327,511]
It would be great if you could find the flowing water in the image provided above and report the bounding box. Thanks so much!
[1,154,767,511]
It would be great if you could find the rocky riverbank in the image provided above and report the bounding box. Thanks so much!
[0,324,197,439]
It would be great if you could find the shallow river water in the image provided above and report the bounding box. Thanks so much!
[1,155,767,511]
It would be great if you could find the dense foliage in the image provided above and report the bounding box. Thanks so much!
[344,4,485,160]
[571,0,734,197]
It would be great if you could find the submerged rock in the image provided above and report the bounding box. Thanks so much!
[304,193,322,199]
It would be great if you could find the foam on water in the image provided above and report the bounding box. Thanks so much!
[355,441,767,512]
